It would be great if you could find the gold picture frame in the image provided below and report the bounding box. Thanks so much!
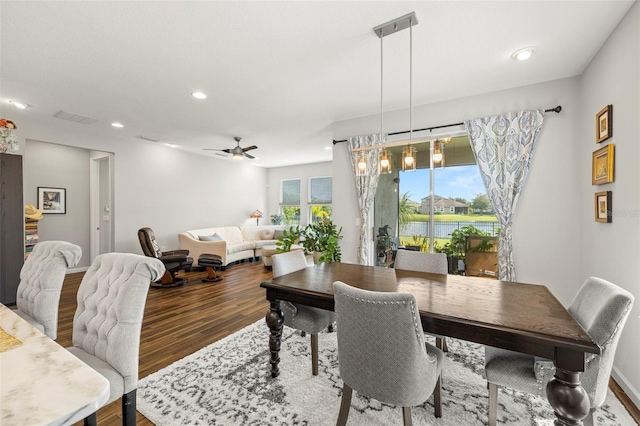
[596,105,612,143]
[592,144,614,185]
[595,191,612,223]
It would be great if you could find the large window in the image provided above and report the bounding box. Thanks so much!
[280,179,301,225]
[308,176,332,222]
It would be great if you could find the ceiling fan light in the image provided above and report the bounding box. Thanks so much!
[232,152,243,160]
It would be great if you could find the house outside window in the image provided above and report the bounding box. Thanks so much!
[280,179,301,225]
[308,176,332,222]
[450,206,455,213]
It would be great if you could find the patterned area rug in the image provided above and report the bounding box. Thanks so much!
[138,321,634,425]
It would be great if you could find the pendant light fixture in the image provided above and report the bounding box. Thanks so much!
[351,13,419,175]
[432,142,443,163]
[356,151,368,176]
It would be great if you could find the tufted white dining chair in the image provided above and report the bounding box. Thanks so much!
[394,249,449,352]
[333,280,444,425]
[66,253,164,426]
[484,277,634,426]
[15,240,82,340]
[272,250,335,376]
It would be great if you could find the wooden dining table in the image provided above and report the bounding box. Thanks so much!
[0,303,110,426]
[261,262,600,426]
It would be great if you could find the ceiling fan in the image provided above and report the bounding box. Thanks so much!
[203,137,257,160]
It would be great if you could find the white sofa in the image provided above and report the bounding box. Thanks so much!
[178,225,285,269]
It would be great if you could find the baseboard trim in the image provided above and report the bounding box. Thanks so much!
[67,266,89,274]
[612,366,640,410]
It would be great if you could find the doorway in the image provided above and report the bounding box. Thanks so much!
[90,153,114,261]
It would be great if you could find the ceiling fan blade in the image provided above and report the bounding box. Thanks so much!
[203,148,224,151]
[242,145,258,152]
[244,153,255,159]
[222,148,232,153]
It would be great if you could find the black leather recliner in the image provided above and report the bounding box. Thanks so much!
[138,227,193,288]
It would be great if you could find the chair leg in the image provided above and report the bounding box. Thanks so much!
[336,384,352,426]
[434,375,442,418]
[488,382,497,426]
[402,407,413,426]
[436,336,448,353]
[123,389,137,426]
[84,412,97,426]
[583,409,595,426]
[311,333,319,376]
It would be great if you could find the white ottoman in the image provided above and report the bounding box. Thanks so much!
[262,244,303,268]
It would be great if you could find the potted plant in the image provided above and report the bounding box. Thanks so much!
[303,218,342,263]
[275,226,302,253]
[270,214,283,225]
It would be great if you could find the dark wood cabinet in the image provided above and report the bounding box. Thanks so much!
[0,153,24,305]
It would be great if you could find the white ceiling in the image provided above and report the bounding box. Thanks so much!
[0,1,635,168]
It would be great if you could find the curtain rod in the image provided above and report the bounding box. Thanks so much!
[332,105,562,145]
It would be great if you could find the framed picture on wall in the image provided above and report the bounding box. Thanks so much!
[592,144,614,185]
[594,191,612,223]
[596,105,612,143]
[38,187,66,214]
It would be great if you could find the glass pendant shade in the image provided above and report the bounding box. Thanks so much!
[433,142,443,163]
[402,145,417,172]
[379,148,392,174]
[356,152,368,176]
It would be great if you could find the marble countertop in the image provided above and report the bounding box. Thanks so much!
[1,304,110,426]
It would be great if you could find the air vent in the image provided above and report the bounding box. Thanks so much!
[53,110,98,124]
[136,136,161,143]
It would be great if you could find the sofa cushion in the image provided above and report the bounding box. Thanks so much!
[259,229,275,240]
[274,229,285,240]
[254,239,279,249]
[227,241,256,255]
[199,233,223,241]
[188,227,244,243]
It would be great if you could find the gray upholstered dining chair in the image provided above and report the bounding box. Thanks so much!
[15,240,82,340]
[333,280,444,425]
[484,277,634,426]
[66,253,165,425]
[394,249,449,352]
[272,250,335,376]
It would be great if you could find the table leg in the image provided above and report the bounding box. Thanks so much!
[265,300,284,378]
[546,368,590,425]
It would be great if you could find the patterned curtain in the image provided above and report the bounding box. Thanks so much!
[348,134,384,265]
[464,110,544,281]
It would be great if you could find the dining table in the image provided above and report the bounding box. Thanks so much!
[0,303,110,426]
[261,262,600,426]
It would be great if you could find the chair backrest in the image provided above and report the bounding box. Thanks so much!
[567,277,634,407]
[16,241,82,339]
[72,253,164,389]
[138,227,161,258]
[394,250,448,274]
[272,250,308,278]
[333,280,439,407]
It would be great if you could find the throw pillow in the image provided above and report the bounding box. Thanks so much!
[274,229,285,240]
[199,233,223,242]
[259,229,275,240]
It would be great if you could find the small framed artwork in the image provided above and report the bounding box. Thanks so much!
[592,144,614,185]
[596,105,612,143]
[38,187,66,214]
[594,191,612,223]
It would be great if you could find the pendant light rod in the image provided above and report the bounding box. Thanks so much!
[333,105,562,145]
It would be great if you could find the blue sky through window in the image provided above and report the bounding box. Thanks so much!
[400,165,486,204]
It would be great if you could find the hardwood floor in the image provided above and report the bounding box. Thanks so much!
[54,260,639,425]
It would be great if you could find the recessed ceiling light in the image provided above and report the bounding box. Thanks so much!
[192,92,207,99]
[511,47,536,61]
[165,143,178,148]
[9,100,28,109]
[111,122,124,128]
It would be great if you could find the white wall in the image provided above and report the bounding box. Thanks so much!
[14,115,267,262]
[578,2,639,407]
[266,161,333,227]
[24,140,92,267]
